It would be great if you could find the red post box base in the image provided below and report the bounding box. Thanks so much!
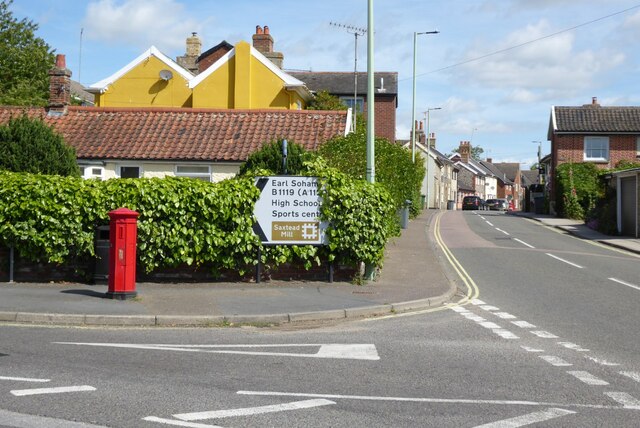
[104,290,138,300]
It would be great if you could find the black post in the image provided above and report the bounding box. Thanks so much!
[256,245,261,284]
[282,139,288,175]
[328,260,334,283]
[9,246,14,283]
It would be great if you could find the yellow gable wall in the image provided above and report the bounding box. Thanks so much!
[94,56,192,107]
[192,41,305,110]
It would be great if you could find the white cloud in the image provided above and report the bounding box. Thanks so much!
[83,0,200,51]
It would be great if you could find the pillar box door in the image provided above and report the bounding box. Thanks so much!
[106,208,139,300]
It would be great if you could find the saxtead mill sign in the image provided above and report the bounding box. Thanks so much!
[253,176,327,245]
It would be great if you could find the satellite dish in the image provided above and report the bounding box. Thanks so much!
[159,69,173,81]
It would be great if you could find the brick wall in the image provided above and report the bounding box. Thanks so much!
[364,95,396,142]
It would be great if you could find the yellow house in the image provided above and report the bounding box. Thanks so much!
[87,46,193,107]
[87,41,311,110]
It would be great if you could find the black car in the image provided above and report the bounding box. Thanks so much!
[462,196,486,210]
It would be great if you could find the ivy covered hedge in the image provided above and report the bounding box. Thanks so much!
[0,160,396,277]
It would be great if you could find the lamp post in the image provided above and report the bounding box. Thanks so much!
[424,107,441,209]
[411,30,439,163]
[533,140,542,184]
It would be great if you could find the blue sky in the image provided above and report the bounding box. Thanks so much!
[10,0,640,166]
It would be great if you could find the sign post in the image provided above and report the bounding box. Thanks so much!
[253,176,328,282]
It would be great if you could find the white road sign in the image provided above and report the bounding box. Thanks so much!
[253,176,327,245]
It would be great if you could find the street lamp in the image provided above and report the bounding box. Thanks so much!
[424,107,441,209]
[532,140,542,184]
[411,30,439,163]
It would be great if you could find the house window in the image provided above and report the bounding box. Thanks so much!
[584,136,609,161]
[636,136,640,157]
[340,96,364,113]
[119,166,141,178]
[80,166,104,180]
[176,165,211,182]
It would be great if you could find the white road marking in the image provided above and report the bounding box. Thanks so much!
[494,329,519,339]
[479,305,500,311]
[486,221,494,226]
[0,409,109,428]
[11,385,96,396]
[450,306,469,313]
[567,371,609,386]
[479,321,502,329]
[530,330,558,339]
[473,407,576,428]
[463,315,487,322]
[540,356,572,366]
[470,299,486,305]
[494,312,517,319]
[604,392,640,409]
[495,228,510,236]
[54,343,380,361]
[521,346,545,353]
[142,417,223,427]
[558,342,589,352]
[584,355,620,366]
[238,390,640,411]
[512,321,536,329]
[546,253,583,269]
[172,399,335,421]
[514,238,535,249]
[620,371,640,383]
[608,277,640,291]
[0,375,50,382]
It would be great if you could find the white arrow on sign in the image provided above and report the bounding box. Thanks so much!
[53,343,380,360]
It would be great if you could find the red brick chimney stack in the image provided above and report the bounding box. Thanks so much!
[252,24,284,68]
[48,54,72,115]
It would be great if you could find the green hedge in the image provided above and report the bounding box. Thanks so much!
[0,161,396,275]
[555,163,602,220]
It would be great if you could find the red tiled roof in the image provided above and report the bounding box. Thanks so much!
[0,106,348,162]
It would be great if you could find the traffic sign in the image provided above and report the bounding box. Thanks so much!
[253,176,327,245]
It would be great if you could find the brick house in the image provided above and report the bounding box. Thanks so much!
[547,97,640,206]
[289,71,398,142]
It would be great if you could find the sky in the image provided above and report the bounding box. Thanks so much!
[9,0,640,167]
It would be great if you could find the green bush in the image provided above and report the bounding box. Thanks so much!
[555,163,602,220]
[318,131,425,218]
[238,139,313,176]
[0,162,396,275]
[0,114,80,176]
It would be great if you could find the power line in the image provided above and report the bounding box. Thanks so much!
[403,4,640,81]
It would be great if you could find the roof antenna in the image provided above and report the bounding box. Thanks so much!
[329,22,367,132]
[78,28,83,85]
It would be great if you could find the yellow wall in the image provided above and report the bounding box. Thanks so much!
[95,56,192,107]
[192,41,305,110]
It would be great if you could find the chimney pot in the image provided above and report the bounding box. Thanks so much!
[592,96,597,104]
[55,54,66,69]
[264,25,269,34]
[256,25,262,34]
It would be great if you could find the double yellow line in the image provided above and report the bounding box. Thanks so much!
[433,211,480,305]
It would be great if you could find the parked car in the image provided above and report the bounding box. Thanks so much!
[462,196,486,210]
[485,198,509,211]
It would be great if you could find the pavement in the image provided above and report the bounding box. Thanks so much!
[1,209,638,328]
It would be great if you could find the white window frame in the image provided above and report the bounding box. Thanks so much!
[175,165,211,182]
[583,136,609,162]
[118,165,142,178]
[636,136,640,157]
[80,165,104,180]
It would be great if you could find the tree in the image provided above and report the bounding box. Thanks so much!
[238,139,313,176]
[307,90,366,133]
[0,0,55,106]
[0,114,80,176]
[318,131,425,217]
[452,145,484,161]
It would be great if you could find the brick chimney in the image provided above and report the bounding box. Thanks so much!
[176,32,201,74]
[458,141,471,163]
[252,25,284,68]
[427,132,436,149]
[48,54,72,115]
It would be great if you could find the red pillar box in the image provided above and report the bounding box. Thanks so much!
[106,208,139,300]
